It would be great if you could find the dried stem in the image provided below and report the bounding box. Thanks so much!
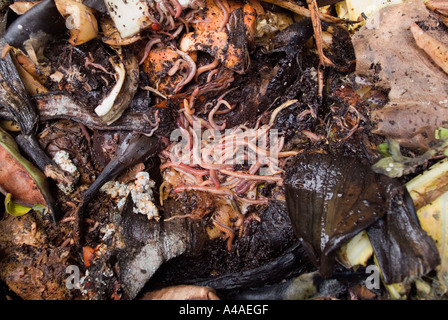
[259,0,352,24]
[306,0,335,68]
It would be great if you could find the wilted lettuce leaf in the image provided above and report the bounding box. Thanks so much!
[4,193,32,216]
[372,128,448,178]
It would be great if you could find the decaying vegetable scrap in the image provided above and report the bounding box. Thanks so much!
[285,152,439,284]
[0,127,54,215]
[0,213,72,300]
[405,158,448,296]
[0,0,447,301]
[352,0,448,151]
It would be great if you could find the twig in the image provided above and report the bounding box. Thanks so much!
[259,0,353,24]
[306,0,335,68]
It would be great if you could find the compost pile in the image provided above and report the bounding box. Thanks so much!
[0,0,447,300]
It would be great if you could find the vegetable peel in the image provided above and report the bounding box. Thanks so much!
[407,157,448,210]
[406,157,448,295]
[352,0,448,151]
[411,22,448,75]
[94,57,126,118]
[55,0,99,46]
[0,127,52,213]
[104,0,153,38]
[416,191,448,294]
[94,52,139,125]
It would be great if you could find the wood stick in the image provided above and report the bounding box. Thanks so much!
[306,0,335,67]
[259,0,352,24]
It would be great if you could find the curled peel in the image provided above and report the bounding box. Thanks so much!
[0,127,56,220]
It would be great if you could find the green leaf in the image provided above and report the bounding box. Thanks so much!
[435,127,448,140]
[373,128,448,178]
[5,193,32,216]
[372,155,408,178]
[32,203,48,214]
[377,142,391,157]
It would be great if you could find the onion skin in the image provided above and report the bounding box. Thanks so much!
[55,0,99,46]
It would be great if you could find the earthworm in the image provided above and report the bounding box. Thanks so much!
[269,100,298,125]
[208,99,231,130]
[84,55,114,75]
[161,0,176,17]
[199,179,215,186]
[214,0,229,32]
[184,9,200,22]
[171,24,185,38]
[170,0,183,18]
[237,196,269,205]
[191,0,206,9]
[302,129,322,142]
[234,180,252,194]
[206,69,219,82]
[160,162,210,176]
[219,169,283,182]
[212,218,235,251]
[187,87,200,114]
[234,161,262,193]
[195,58,219,81]
[174,49,197,93]
[168,58,185,76]
[60,216,76,223]
[177,118,193,151]
[139,38,162,65]
[209,169,220,188]
[156,2,166,25]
